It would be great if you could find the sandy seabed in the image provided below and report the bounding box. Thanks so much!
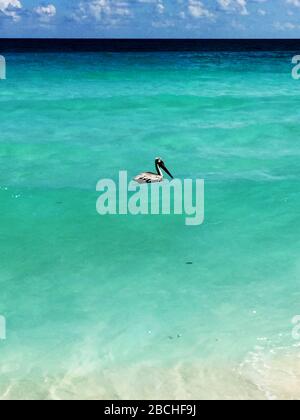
[1,350,300,400]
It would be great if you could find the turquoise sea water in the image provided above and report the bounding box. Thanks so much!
[1,52,300,399]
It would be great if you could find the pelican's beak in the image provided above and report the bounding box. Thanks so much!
[161,163,174,179]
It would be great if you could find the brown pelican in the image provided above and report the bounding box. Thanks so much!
[134,158,174,184]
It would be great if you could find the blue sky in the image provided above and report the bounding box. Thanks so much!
[1,0,300,38]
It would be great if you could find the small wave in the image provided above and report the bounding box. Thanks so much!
[239,345,300,400]
[0,360,270,400]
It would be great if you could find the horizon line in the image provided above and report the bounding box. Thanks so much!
[1,38,300,52]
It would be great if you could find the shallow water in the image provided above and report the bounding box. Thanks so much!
[0,52,300,399]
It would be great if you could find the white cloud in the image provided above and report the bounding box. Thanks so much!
[258,8,266,16]
[34,4,56,21]
[73,0,169,26]
[188,0,214,18]
[218,0,249,16]
[0,0,22,21]
[287,0,300,7]
[75,0,131,22]
[157,1,164,14]
[137,0,165,13]
[274,21,300,30]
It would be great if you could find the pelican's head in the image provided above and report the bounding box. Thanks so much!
[155,157,174,179]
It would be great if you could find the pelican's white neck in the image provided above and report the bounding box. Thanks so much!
[155,161,163,177]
